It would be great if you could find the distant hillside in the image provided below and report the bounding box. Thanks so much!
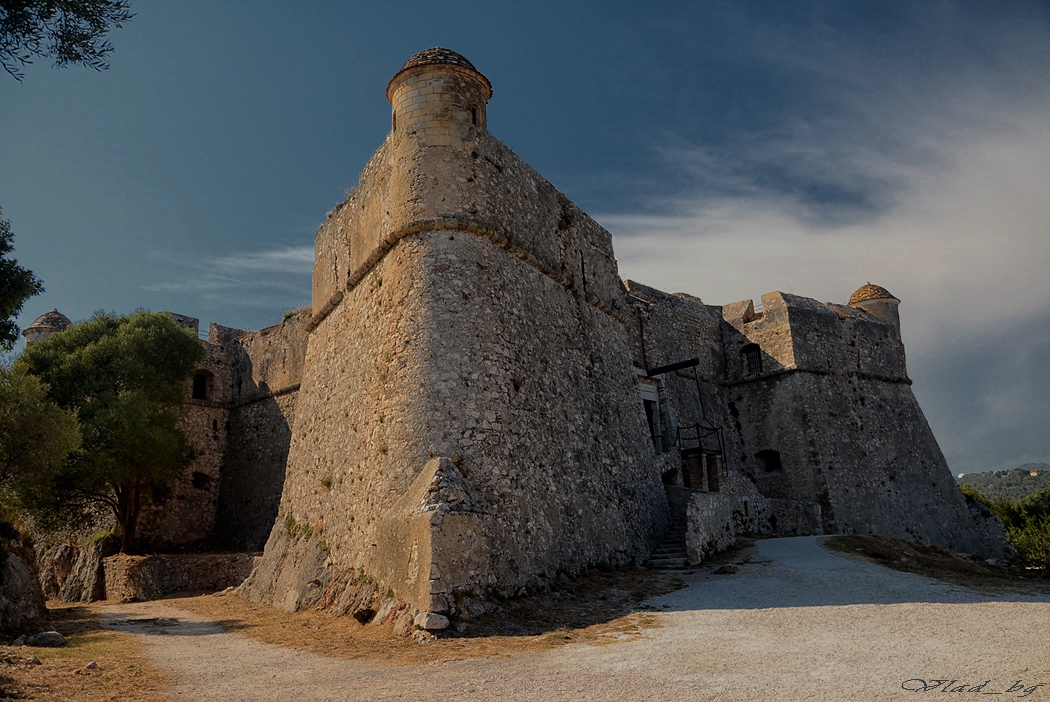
[958,464,1050,501]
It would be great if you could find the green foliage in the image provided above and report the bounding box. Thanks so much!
[14,310,205,553]
[1,0,134,81]
[283,514,314,540]
[959,483,991,507]
[966,483,1050,569]
[0,364,80,492]
[958,465,1050,502]
[0,207,44,351]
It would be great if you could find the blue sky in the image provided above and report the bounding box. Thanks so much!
[2,1,1048,474]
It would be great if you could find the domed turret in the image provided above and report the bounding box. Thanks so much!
[386,47,492,148]
[22,309,71,347]
[848,283,900,338]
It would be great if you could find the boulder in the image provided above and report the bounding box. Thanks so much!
[413,612,449,631]
[26,631,65,647]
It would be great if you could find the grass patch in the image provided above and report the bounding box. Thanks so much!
[823,534,1050,596]
[0,603,169,700]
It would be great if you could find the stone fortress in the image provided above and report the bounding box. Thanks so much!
[26,48,1003,627]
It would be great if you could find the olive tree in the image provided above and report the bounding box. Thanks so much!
[1,0,134,81]
[16,310,204,553]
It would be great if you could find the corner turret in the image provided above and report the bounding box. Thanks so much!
[849,283,901,339]
[22,309,71,347]
[386,47,492,148]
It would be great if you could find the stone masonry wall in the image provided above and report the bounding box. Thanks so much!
[245,92,670,617]
[138,340,232,549]
[214,312,310,550]
[720,292,1003,557]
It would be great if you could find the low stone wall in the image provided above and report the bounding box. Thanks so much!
[102,553,258,603]
[684,492,736,564]
[768,498,823,536]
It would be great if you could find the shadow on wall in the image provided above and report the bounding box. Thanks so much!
[213,394,292,551]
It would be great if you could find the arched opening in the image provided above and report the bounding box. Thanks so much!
[742,344,762,377]
[756,449,782,473]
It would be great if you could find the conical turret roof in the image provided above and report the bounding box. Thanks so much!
[849,283,898,306]
[387,47,491,101]
[25,309,71,332]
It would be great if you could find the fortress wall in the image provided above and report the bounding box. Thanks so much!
[139,342,231,549]
[728,367,1002,556]
[245,208,669,615]
[622,281,744,481]
[724,292,908,381]
[407,135,628,314]
[231,312,312,401]
[313,139,398,311]
[723,293,796,376]
[215,392,298,550]
[405,231,669,604]
[313,132,628,330]
[211,312,311,550]
[241,242,439,612]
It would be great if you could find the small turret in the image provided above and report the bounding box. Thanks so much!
[849,283,901,338]
[22,309,71,348]
[386,47,492,149]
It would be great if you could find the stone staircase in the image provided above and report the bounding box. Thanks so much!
[647,518,689,569]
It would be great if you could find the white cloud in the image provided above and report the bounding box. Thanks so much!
[144,244,314,307]
[606,115,1050,355]
[601,60,1050,474]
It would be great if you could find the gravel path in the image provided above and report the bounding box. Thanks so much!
[100,537,1050,701]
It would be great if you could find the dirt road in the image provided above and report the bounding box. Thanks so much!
[101,537,1050,701]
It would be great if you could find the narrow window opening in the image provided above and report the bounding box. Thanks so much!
[471,107,478,126]
[212,419,218,431]
[742,344,762,376]
[192,372,209,400]
[643,399,663,453]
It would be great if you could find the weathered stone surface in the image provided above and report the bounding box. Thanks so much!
[58,538,118,603]
[392,610,415,637]
[101,553,257,603]
[0,544,49,638]
[35,544,75,601]
[767,498,823,537]
[684,493,736,564]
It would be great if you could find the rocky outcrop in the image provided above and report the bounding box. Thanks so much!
[57,537,119,603]
[0,542,49,638]
[36,544,75,600]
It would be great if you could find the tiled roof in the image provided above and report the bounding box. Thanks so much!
[388,48,491,100]
[26,309,71,331]
[400,47,478,72]
[849,283,898,305]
